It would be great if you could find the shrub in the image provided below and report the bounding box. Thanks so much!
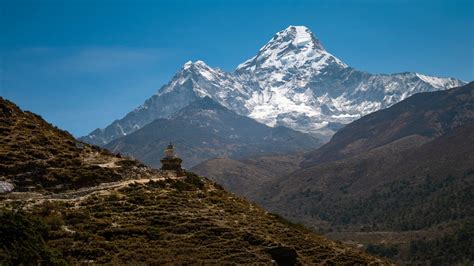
[0,209,66,265]
[184,172,205,190]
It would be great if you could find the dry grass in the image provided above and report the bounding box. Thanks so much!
[0,97,148,192]
[2,173,384,264]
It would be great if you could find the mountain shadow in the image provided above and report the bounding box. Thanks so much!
[105,97,321,168]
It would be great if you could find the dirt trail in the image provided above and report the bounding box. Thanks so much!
[1,170,183,203]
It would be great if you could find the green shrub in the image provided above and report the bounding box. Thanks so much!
[184,172,205,190]
[0,209,67,265]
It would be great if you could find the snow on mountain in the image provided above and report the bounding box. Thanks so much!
[105,96,321,168]
[234,26,465,137]
[237,26,344,72]
[80,25,466,145]
[415,73,463,89]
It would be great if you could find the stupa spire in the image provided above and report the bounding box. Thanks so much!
[160,142,184,176]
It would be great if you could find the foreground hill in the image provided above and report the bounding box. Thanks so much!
[105,97,321,168]
[0,97,151,192]
[0,97,381,264]
[2,176,384,264]
[193,83,474,263]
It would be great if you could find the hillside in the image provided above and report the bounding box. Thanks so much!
[266,123,474,231]
[193,83,474,263]
[105,97,321,168]
[0,97,150,192]
[192,154,303,200]
[1,175,385,264]
[199,83,474,227]
[0,97,382,264]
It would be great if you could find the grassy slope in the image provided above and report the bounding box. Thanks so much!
[1,174,383,264]
[0,97,148,192]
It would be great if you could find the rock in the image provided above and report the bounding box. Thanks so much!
[0,181,14,194]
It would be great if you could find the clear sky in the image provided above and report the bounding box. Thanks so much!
[1,0,473,137]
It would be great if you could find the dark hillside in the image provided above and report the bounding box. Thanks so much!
[106,97,321,168]
[0,97,149,192]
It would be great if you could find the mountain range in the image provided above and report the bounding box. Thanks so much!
[80,25,465,146]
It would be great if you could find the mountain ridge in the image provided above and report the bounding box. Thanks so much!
[80,25,465,146]
[105,97,321,168]
[302,81,474,167]
[0,96,152,192]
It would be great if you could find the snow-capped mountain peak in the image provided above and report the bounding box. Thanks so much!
[271,25,324,51]
[236,25,346,73]
[181,60,217,80]
[160,60,224,97]
[183,60,210,70]
[183,60,193,69]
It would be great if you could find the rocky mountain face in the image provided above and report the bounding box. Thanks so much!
[0,97,383,264]
[81,25,465,146]
[193,83,474,263]
[105,97,321,168]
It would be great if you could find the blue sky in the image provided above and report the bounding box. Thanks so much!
[1,0,473,137]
